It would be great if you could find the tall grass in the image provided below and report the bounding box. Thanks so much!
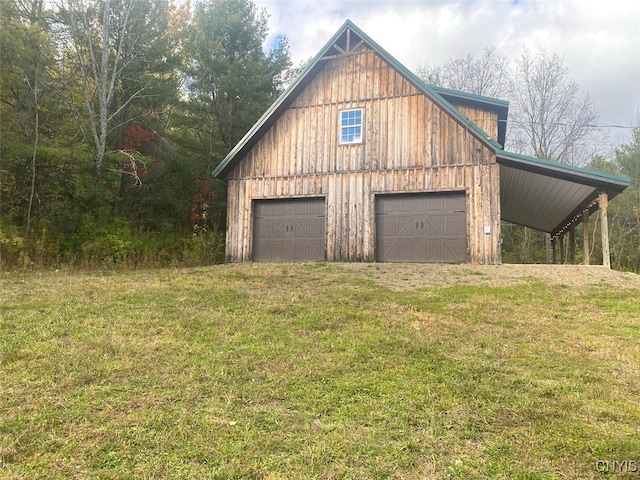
[0,227,225,270]
[1,264,639,479]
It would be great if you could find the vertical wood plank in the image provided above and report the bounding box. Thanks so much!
[350,173,359,260]
[493,162,502,264]
[295,108,303,175]
[225,181,236,261]
[310,105,318,174]
[326,175,336,260]
[363,171,374,261]
[242,180,253,261]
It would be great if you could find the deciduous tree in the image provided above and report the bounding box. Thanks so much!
[57,0,178,183]
[416,46,510,98]
[607,128,640,271]
[0,0,56,235]
[509,48,601,167]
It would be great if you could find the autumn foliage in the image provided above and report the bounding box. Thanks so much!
[122,123,156,152]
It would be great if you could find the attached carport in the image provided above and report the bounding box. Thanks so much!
[497,151,630,268]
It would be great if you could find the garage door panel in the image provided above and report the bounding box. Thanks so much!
[425,238,445,261]
[426,196,442,210]
[256,240,284,261]
[380,239,417,262]
[442,194,463,210]
[255,218,284,239]
[253,198,326,262]
[424,216,442,236]
[264,202,285,217]
[425,238,467,262]
[297,217,325,239]
[378,216,396,235]
[381,241,395,262]
[376,193,467,263]
[293,241,309,261]
[446,239,467,259]
[295,199,325,216]
[443,213,466,236]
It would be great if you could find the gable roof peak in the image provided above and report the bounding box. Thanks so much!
[213,19,500,178]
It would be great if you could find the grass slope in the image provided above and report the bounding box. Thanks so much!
[1,264,639,479]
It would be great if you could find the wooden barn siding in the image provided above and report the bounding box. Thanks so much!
[225,50,501,263]
[452,104,498,143]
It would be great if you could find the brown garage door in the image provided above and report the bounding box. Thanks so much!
[253,198,326,262]
[375,193,467,263]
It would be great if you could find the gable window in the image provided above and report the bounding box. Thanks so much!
[340,108,363,144]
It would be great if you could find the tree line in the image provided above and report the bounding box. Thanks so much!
[1,0,291,268]
[1,0,638,271]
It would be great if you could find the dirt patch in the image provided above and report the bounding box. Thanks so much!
[338,263,640,291]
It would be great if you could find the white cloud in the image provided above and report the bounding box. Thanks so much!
[257,0,640,147]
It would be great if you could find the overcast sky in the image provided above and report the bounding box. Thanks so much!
[255,0,640,152]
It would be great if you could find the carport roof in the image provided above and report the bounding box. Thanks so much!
[497,151,630,236]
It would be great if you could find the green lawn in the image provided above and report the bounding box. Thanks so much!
[1,263,639,479]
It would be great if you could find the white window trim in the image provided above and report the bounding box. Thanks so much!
[339,108,364,145]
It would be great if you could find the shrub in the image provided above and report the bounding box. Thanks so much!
[180,229,225,267]
[0,224,27,268]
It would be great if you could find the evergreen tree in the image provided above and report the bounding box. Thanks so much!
[186,0,291,167]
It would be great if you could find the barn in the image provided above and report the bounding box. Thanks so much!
[213,20,629,265]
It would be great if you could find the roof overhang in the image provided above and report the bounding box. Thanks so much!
[431,86,509,148]
[497,151,630,236]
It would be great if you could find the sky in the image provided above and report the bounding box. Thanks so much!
[254,0,640,153]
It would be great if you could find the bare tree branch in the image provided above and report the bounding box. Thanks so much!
[416,47,510,99]
[508,47,601,166]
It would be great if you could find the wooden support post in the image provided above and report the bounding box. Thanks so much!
[545,233,553,264]
[559,234,565,265]
[552,237,557,264]
[582,210,590,265]
[599,191,611,269]
[569,225,576,265]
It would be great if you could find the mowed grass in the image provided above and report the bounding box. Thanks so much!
[1,263,639,479]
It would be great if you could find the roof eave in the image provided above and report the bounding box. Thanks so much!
[550,192,601,237]
[430,85,509,109]
[496,150,630,193]
[429,87,509,148]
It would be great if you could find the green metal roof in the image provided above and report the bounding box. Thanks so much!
[497,150,630,186]
[429,85,509,109]
[497,150,630,235]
